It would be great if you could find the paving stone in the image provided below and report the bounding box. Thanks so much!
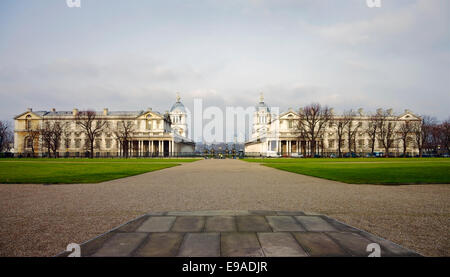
[321,217,361,232]
[205,216,236,232]
[134,233,183,257]
[178,233,220,257]
[250,210,277,215]
[295,216,337,232]
[146,211,167,216]
[266,216,305,232]
[276,211,306,216]
[92,233,147,257]
[326,232,374,257]
[292,232,348,257]
[115,215,150,232]
[236,216,272,232]
[167,210,250,216]
[258,232,308,257]
[136,216,176,232]
[303,211,323,216]
[221,232,264,257]
[171,216,205,232]
[80,231,117,257]
[358,231,421,257]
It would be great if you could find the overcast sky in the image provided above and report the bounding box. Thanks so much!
[1,0,449,127]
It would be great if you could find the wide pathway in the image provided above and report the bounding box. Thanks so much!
[1,159,448,256]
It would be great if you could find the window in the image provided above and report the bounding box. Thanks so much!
[95,139,101,149]
[378,140,384,148]
[75,139,81,148]
[105,139,112,149]
[358,139,364,147]
[358,122,363,127]
[25,115,32,129]
[25,137,33,148]
[146,115,152,130]
[65,139,71,148]
[328,139,335,148]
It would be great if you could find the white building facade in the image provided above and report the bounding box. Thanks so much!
[14,97,195,157]
[245,95,421,157]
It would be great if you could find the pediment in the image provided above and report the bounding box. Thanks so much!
[14,111,42,120]
[279,111,298,119]
[138,111,163,119]
[398,112,420,121]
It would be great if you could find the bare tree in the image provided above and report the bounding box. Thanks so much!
[366,112,381,154]
[398,120,414,157]
[0,121,13,153]
[412,116,436,157]
[42,119,66,158]
[296,103,333,156]
[429,123,442,155]
[377,109,397,157]
[333,113,351,157]
[75,110,107,158]
[40,120,53,157]
[441,118,450,154]
[24,119,40,156]
[344,110,359,154]
[113,120,135,158]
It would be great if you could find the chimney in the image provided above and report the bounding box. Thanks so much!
[358,108,364,116]
[330,108,335,115]
[376,108,383,115]
[148,107,152,111]
[387,108,393,116]
[51,108,56,112]
[103,108,109,116]
[405,109,411,114]
[27,108,32,112]
[72,108,78,116]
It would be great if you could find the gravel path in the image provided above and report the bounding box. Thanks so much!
[0,159,448,256]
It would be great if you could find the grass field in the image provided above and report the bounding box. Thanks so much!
[0,158,200,184]
[244,158,450,185]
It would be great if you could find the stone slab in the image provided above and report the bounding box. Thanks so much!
[115,215,150,232]
[258,232,308,257]
[167,210,250,216]
[276,211,306,216]
[205,216,236,232]
[178,233,220,257]
[236,216,272,232]
[266,216,305,232]
[293,232,348,257]
[171,216,205,232]
[134,233,184,257]
[92,233,147,257]
[136,216,176,232]
[295,216,337,232]
[326,232,374,257]
[221,232,264,257]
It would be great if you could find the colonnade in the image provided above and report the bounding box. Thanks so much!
[118,139,176,157]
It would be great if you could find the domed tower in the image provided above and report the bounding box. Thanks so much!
[170,93,188,137]
[252,92,271,139]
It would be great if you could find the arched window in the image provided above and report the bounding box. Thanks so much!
[25,137,33,149]
[26,115,32,129]
[288,115,294,128]
[146,115,152,130]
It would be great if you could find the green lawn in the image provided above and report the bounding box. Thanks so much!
[0,158,200,184]
[244,158,450,185]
